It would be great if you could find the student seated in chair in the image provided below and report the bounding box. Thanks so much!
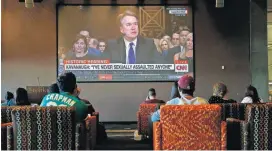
[75,86,96,113]
[16,88,31,106]
[142,88,165,104]
[208,82,237,104]
[1,91,16,106]
[151,75,208,122]
[47,83,60,93]
[40,72,88,122]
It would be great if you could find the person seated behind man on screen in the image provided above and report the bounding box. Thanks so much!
[142,88,165,104]
[88,38,102,57]
[40,72,88,122]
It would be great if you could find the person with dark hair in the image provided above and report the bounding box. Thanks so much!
[142,88,165,104]
[171,32,180,47]
[98,41,107,53]
[208,83,237,104]
[168,27,191,63]
[241,85,263,103]
[66,34,95,60]
[170,81,181,99]
[40,72,88,122]
[151,75,208,122]
[106,10,157,64]
[74,86,96,113]
[16,88,31,106]
[2,91,16,106]
[48,83,60,93]
[147,76,207,144]
[88,38,102,56]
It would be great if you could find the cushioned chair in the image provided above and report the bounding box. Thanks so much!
[1,106,16,150]
[137,104,158,135]
[153,105,226,150]
[1,106,17,123]
[227,104,272,150]
[1,122,12,150]
[4,106,96,150]
[218,103,247,150]
[217,103,248,121]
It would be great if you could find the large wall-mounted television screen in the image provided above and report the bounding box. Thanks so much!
[57,5,193,82]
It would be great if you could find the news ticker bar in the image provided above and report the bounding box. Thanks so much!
[64,64,189,72]
[74,74,183,81]
[60,59,189,64]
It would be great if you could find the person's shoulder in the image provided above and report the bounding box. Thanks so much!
[160,99,165,103]
[1,102,8,106]
[228,99,237,103]
[241,96,252,103]
[65,50,74,59]
[166,97,180,105]
[208,96,223,104]
[40,94,51,106]
[169,46,179,51]
[108,37,122,45]
[196,97,209,104]
[139,36,153,42]
[146,99,165,104]
[80,98,90,104]
[141,100,150,104]
[42,93,50,99]
[138,36,156,46]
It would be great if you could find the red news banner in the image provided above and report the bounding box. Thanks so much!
[174,60,189,72]
[63,60,188,72]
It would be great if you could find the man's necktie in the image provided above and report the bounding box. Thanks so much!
[162,50,168,57]
[128,42,136,64]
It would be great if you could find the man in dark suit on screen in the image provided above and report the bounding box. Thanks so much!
[106,10,157,64]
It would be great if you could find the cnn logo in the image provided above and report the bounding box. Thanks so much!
[175,64,188,72]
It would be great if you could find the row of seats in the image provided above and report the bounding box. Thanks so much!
[137,103,272,150]
[1,105,99,150]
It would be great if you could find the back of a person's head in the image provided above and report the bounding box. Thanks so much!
[245,85,260,103]
[148,88,156,97]
[178,75,195,96]
[48,83,60,93]
[16,88,30,105]
[213,82,228,98]
[5,91,14,100]
[57,72,76,93]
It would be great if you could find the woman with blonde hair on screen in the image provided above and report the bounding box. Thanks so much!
[174,32,193,60]
[162,35,174,48]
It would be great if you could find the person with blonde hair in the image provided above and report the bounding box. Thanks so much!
[208,82,237,104]
[159,39,171,53]
[185,33,193,58]
[169,26,191,62]
[153,38,175,64]
[162,35,174,48]
[174,32,193,60]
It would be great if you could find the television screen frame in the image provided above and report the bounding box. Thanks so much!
[56,3,195,83]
